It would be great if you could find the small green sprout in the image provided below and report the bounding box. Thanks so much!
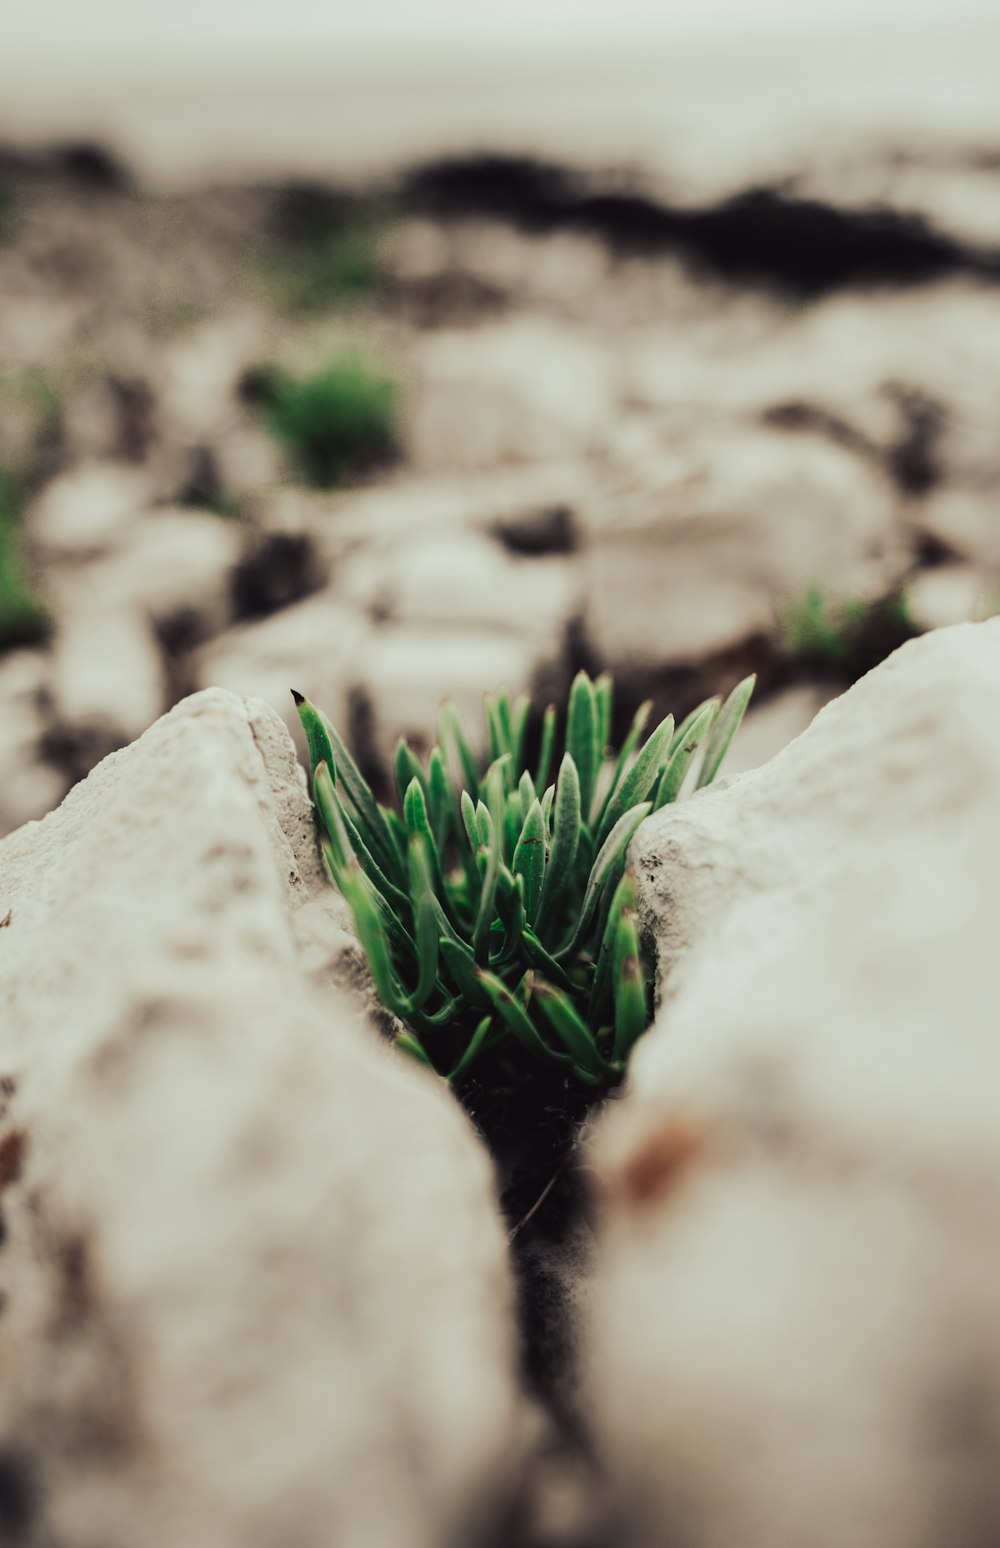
[0,469,49,654]
[295,672,753,1094]
[251,354,399,488]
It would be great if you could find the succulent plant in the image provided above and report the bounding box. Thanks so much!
[294,671,753,1095]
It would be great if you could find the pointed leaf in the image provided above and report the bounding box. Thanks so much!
[655,699,718,808]
[597,713,674,846]
[671,695,720,754]
[567,671,599,824]
[439,700,480,800]
[477,971,569,1067]
[394,738,426,807]
[564,801,652,957]
[536,752,580,930]
[594,672,613,757]
[533,981,609,1082]
[534,703,557,793]
[612,888,648,1062]
[698,675,755,788]
[512,798,546,924]
[293,690,335,780]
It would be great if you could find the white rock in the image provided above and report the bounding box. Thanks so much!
[904,563,996,633]
[0,649,67,835]
[914,486,1000,570]
[582,428,899,666]
[85,508,242,642]
[587,621,1000,1548]
[49,598,165,760]
[0,689,521,1548]
[408,319,614,471]
[196,591,370,755]
[28,462,153,560]
[360,623,541,762]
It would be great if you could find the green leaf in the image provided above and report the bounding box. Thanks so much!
[440,937,490,1008]
[484,693,504,764]
[396,1031,435,1070]
[477,970,569,1068]
[596,713,674,847]
[533,980,608,1082]
[315,764,410,914]
[461,789,479,852]
[594,672,613,757]
[448,1015,495,1082]
[404,832,440,1013]
[473,786,502,963]
[595,699,651,830]
[540,783,555,837]
[512,798,546,924]
[439,700,480,800]
[293,691,335,780]
[567,671,599,824]
[511,693,531,772]
[612,884,648,1061]
[535,752,580,931]
[535,703,557,792]
[698,674,755,788]
[588,868,634,1026]
[338,864,405,1015]
[310,701,401,882]
[565,801,652,957]
[521,925,576,993]
[518,768,537,822]
[427,747,453,846]
[394,738,426,807]
[655,699,719,808]
[671,695,719,755]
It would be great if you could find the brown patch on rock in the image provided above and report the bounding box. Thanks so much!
[611,1119,705,1209]
[0,1129,27,1191]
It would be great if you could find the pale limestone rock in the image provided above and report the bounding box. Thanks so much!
[588,622,1000,1548]
[28,463,153,560]
[0,689,521,1548]
[582,428,899,667]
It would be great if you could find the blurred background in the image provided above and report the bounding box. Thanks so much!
[2,0,1000,832]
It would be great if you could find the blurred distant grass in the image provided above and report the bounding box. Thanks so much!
[0,470,49,654]
[262,182,388,314]
[782,585,916,677]
[248,354,400,487]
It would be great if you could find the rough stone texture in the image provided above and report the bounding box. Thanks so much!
[0,690,521,1548]
[588,621,1000,1548]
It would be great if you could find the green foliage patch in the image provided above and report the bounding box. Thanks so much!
[295,671,753,1094]
[252,354,399,487]
[0,470,49,654]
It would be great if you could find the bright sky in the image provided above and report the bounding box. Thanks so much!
[6,0,1000,78]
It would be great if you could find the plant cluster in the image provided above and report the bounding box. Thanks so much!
[252,354,399,487]
[295,671,752,1094]
[0,468,49,654]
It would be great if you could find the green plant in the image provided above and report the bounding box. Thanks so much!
[294,671,753,1094]
[253,354,399,487]
[267,225,383,313]
[0,470,49,653]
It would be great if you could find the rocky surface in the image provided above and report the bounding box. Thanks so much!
[588,621,1000,1548]
[1,151,1000,833]
[0,690,523,1548]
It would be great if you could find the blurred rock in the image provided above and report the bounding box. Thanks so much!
[28,462,153,560]
[359,623,545,762]
[337,529,578,643]
[913,486,1000,570]
[49,599,165,769]
[0,689,521,1548]
[589,621,1000,1548]
[88,507,243,646]
[582,429,900,668]
[903,564,996,633]
[0,649,67,835]
[408,319,613,471]
[196,591,369,753]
